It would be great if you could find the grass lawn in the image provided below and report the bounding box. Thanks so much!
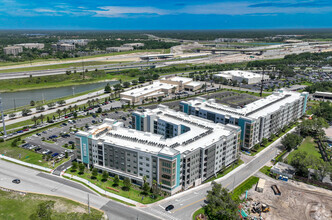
[232,176,259,201]
[0,190,103,220]
[43,139,55,144]
[67,168,164,204]
[205,160,244,182]
[192,207,205,220]
[286,136,323,163]
[259,166,272,176]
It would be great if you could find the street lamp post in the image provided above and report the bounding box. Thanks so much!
[0,94,7,136]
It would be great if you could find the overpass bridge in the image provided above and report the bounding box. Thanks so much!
[196,48,264,55]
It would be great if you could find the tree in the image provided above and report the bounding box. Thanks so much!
[203,181,239,220]
[132,80,138,85]
[56,109,61,119]
[30,100,35,106]
[123,177,131,191]
[31,116,38,125]
[290,151,309,177]
[104,83,111,93]
[281,133,303,151]
[22,108,32,116]
[97,107,102,113]
[261,138,268,146]
[113,83,122,91]
[92,168,98,179]
[113,175,120,186]
[71,161,78,171]
[138,76,145,83]
[65,151,68,158]
[143,176,147,184]
[123,81,131,88]
[78,163,85,174]
[102,171,108,181]
[36,106,45,112]
[29,200,55,220]
[57,100,66,106]
[39,114,45,123]
[142,182,150,195]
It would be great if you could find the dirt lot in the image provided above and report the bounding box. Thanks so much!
[243,173,332,220]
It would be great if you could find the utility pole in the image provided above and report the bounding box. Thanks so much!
[82,57,85,80]
[87,194,90,214]
[0,94,7,136]
[13,98,16,111]
[260,67,265,97]
[42,93,45,104]
[72,86,75,96]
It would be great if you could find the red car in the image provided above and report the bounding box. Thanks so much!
[65,116,69,118]
[23,128,29,131]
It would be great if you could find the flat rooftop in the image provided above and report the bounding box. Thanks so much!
[185,90,305,119]
[121,81,176,97]
[162,76,192,84]
[216,70,268,79]
[78,105,239,156]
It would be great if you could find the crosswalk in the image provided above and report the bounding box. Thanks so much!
[145,207,181,220]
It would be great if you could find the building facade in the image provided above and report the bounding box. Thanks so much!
[15,43,44,49]
[214,70,270,84]
[3,46,23,55]
[52,43,76,51]
[76,105,241,194]
[180,90,309,150]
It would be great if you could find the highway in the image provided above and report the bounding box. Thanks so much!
[0,159,161,220]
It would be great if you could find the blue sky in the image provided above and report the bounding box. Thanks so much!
[0,0,332,29]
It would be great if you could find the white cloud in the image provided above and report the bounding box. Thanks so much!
[92,6,170,17]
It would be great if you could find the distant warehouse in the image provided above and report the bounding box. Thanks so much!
[214,70,269,84]
[106,46,134,52]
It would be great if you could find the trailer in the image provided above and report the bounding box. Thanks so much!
[271,184,281,195]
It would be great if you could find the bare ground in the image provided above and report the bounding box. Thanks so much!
[243,172,332,220]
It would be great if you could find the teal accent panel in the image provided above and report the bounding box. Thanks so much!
[175,154,181,188]
[77,135,89,164]
[301,93,309,114]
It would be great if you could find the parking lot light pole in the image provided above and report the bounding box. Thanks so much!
[0,94,7,136]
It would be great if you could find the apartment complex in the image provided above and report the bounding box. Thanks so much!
[120,76,202,104]
[59,39,91,46]
[180,90,309,150]
[15,43,44,49]
[51,43,75,51]
[123,43,144,47]
[76,105,241,194]
[3,46,23,55]
[214,70,269,84]
[106,47,134,52]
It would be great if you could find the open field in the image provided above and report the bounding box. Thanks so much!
[286,137,323,163]
[0,189,103,220]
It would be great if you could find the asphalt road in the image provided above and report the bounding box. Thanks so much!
[0,159,161,220]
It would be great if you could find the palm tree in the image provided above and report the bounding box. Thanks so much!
[31,116,38,125]
[87,100,91,107]
[143,176,147,184]
[62,108,67,116]
[68,105,73,113]
[56,109,61,119]
[39,114,45,123]
[74,104,78,112]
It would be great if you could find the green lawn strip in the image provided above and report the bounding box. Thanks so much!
[275,150,288,162]
[205,160,244,183]
[43,140,55,144]
[286,136,324,164]
[259,166,272,176]
[192,207,205,220]
[0,189,103,220]
[231,176,259,201]
[62,175,136,207]
[66,169,164,204]
[0,61,123,73]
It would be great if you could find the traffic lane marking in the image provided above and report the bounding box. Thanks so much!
[172,197,206,213]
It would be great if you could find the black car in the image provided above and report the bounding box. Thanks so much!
[12,179,21,184]
[165,205,174,211]
[68,141,74,145]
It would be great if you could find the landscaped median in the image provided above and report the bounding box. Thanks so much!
[65,167,165,205]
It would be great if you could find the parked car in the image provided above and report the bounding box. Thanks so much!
[36,133,41,136]
[16,130,23,133]
[51,153,59,157]
[68,141,74,145]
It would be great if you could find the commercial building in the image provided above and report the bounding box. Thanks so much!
[180,89,309,150]
[214,70,270,84]
[3,46,23,55]
[59,39,90,46]
[76,105,241,194]
[313,91,332,100]
[270,162,296,178]
[123,43,144,47]
[106,47,134,52]
[51,43,75,51]
[120,76,202,104]
[15,43,44,49]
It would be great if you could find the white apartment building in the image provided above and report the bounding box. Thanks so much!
[3,46,23,55]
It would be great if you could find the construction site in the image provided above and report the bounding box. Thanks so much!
[240,173,332,220]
